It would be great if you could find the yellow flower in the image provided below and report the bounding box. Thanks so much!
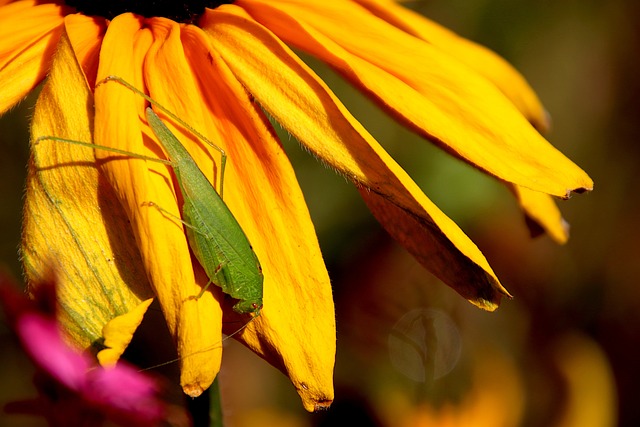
[1,0,592,413]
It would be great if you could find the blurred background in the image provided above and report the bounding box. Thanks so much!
[0,0,637,426]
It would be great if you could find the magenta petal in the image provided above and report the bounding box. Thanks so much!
[2,274,167,425]
[87,365,164,422]
[16,313,91,390]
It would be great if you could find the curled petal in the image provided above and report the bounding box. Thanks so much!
[360,189,509,309]
[351,0,572,242]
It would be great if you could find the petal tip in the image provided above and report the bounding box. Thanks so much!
[313,400,333,412]
[301,398,333,413]
[535,109,553,134]
[297,382,334,412]
[565,182,594,199]
[471,282,512,312]
[183,384,205,398]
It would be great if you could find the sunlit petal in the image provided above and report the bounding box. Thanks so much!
[0,2,69,113]
[203,5,509,309]
[353,0,550,131]
[240,0,592,198]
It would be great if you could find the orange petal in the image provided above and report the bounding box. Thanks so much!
[0,1,69,113]
[239,0,592,199]
[146,22,336,411]
[202,5,509,310]
[94,14,221,397]
[0,1,67,66]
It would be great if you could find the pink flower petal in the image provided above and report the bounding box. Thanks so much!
[17,313,91,390]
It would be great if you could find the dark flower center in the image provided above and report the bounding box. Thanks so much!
[64,0,234,23]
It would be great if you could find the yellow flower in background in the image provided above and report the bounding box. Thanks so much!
[380,334,616,427]
[0,0,591,415]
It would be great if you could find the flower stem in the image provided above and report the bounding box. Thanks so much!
[209,377,224,427]
[186,378,223,427]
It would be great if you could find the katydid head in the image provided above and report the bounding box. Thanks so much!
[232,299,263,315]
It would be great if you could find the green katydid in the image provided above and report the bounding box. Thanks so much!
[35,77,263,315]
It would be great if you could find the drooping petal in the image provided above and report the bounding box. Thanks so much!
[353,0,550,132]
[239,0,592,199]
[22,31,152,350]
[242,0,585,243]
[94,14,222,397]
[143,21,336,410]
[0,1,69,113]
[202,5,509,310]
[350,0,571,243]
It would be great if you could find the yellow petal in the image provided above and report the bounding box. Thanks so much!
[353,0,550,131]
[98,298,154,366]
[148,23,336,411]
[352,0,571,243]
[94,14,222,397]
[239,0,592,198]
[0,1,69,114]
[203,5,509,310]
[22,31,152,350]
[511,185,570,244]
